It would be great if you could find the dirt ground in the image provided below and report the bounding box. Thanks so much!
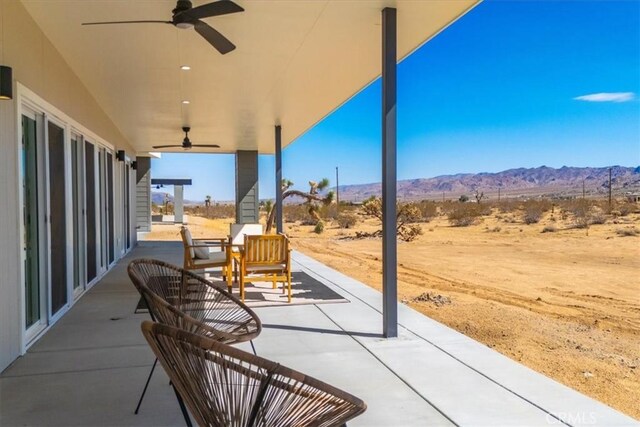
[143,212,640,419]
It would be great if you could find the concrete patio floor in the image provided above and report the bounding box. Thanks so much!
[0,242,636,426]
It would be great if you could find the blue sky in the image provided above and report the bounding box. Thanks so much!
[152,0,640,202]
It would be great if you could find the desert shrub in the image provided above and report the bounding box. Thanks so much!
[541,225,557,233]
[313,220,325,234]
[478,203,493,216]
[616,227,638,237]
[447,203,483,227]
[496,199,519,213]
[336,212,358,229]
[283,204,310,223]
[415,200,438,222]
[523,200,550,224]
[563,199,593,228]
[438,201,457,216]
[358,197,423,241]
[589,211,607,225]
[398,202,423,224]
[195,204,235,219]
[400,225,423,242]
[617,202,638,217]
[572,217,590,229]
[459,195,469,203]
[318,203,339,220]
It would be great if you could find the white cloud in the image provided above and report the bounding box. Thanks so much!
[573,92,635,103]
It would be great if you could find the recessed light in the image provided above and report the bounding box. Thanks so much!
[180,65,191,71]
[182,100,190,105]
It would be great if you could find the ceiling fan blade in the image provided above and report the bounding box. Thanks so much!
[152,145,184,149]
[82,20,172,26]
[194,20,235,54]
[178,0,244,22]
[190,144,221,148]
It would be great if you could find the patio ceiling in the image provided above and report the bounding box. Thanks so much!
[21,0,480,155]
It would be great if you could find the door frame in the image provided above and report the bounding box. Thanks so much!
[16,84,117,353]
[20,106,48,344]
[43,113,72,325]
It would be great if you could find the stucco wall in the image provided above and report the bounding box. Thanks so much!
[0,0,135,372]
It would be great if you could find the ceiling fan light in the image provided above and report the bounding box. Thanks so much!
[176,22,194,30]
[180,65,191,70]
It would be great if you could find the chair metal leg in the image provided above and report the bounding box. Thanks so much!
[250,339,257,356]
[172,384,193,427]
[134,358,158,414]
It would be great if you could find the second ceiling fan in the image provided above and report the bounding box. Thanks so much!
[153,127,220,151]
[82,0,244,54]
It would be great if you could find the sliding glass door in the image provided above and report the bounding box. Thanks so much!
[85,141,97,283]
[70,134,86,297]
[125,163,131,250]
[107,152,115,265]
[47,120,68,317]
[20,95,124,349]
[22,111,45,338]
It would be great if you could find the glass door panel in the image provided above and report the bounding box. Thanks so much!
[98,149,106,271]
[85,141,97,283]
[107,152,115,264]
[22,115,41,330]
[125,164,130,250]
[47,121,67,316]
[71,136,85,294]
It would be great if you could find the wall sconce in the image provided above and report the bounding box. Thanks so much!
[116,150,125,161]
[131,161,137,170]
[0,66,12,100]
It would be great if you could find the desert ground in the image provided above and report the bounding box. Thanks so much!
[143,208,640,419]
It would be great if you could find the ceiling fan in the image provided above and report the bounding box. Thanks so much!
[152,127,220,150]
[82,0,243,54]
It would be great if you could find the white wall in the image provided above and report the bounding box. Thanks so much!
[0,0,136,372]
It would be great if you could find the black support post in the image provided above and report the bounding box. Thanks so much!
[275,125,283,234]
[382,7,398,338]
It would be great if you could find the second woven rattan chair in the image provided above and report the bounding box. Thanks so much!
[128,259,262,418]
[141,320,367,427]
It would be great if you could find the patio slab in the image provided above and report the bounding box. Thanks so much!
[0,242,636,426]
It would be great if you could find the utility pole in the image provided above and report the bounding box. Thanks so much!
[442,191,445,203]
[498,187,501,202]
[608,167,612,211]
[335,166,340,215]
[582,179,586,199]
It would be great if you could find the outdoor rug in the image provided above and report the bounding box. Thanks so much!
[135,270,349,312]
[240,271,350,308]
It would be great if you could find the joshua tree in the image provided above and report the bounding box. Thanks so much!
[205,195,212,215]
[263,200,273,217]
[474,189,485,204]
[265,178,334,233]
[163,193,170,215]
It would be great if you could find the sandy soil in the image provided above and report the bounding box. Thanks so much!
[143,212,640,419]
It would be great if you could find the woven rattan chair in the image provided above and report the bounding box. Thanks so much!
[128,259,262,417]
[141,321,367,427]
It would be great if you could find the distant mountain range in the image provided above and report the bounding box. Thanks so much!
[335,166,640,201]
[152,166,640,205]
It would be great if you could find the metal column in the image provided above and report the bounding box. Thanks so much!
[235,151,260,224]
[275,125,283,234]
[174,185,184,224]
[382,7,398,338]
